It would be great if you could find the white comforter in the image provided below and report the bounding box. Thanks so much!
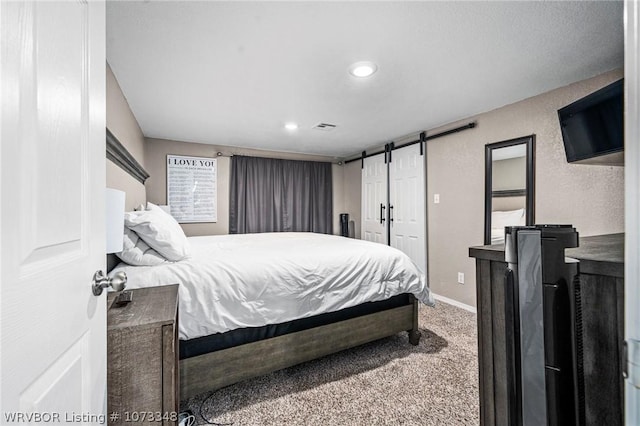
[112,232,434,340]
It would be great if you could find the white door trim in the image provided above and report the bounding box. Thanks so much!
[625,0,640,422]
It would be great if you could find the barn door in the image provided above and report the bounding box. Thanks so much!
[361,153,388,244]
[1,0,107,417]
[389,144,427,274]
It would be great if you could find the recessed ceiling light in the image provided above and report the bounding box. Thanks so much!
[349,61,377,78]
[284,122,298,131]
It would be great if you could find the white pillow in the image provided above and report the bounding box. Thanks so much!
[124,203,191,261]
[116,227,167,266]
[146,202,169,215]
[492,208,525,231]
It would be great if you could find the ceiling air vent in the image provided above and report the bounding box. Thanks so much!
[312,122,337,131]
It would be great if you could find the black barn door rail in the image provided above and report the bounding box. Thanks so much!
[346,121,476,166]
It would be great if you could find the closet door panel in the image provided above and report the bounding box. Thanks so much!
[389,145,426,274]
[362,153,388,244]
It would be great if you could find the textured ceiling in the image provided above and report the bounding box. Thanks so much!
[106,1,623,158]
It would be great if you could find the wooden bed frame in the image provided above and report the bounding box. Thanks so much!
[104,132,424,399]
[180,295,421,399]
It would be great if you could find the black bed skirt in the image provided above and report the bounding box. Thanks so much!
[179,293,411,359]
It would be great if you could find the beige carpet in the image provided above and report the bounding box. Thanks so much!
[181,301,479,425]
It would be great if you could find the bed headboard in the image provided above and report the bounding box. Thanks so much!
[106,128,149,185]
[106,127,150,271]
[106,128,148,211]
[493,195,526,211]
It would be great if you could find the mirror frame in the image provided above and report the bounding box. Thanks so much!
[484,135,536,245]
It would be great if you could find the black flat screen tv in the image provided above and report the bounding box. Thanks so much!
[558,79,623,165]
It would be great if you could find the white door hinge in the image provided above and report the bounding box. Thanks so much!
[624,339,640,389]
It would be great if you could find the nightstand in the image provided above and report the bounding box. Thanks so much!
[107,285,179,425]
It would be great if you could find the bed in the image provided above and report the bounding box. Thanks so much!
[490,207,526,244]
[111,216,433,399]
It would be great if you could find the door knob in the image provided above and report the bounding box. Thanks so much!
[92,270,127,296]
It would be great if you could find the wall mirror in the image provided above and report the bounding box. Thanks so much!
[484,135,535,245]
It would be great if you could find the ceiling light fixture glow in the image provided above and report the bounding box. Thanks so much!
[349,61,377,78]
[284,122,298,131]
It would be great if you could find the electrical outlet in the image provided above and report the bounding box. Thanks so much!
[434,194,440,204]
[457,272,465,284]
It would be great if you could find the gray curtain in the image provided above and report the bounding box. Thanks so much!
[229,155,333,234]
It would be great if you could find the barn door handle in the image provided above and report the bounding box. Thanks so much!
[380,204,386,224]
[390,205,394,223]
[92,270,127,296]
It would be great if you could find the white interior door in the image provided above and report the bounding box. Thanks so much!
[625,0,640,422]
[389,144,427,274]
[1,0,107,418]
[361,153,388,244]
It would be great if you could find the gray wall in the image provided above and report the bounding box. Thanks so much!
[343,69,624,308]
[341,161,362,239]
[429,69,624,307]
[106,63,147,210]
[106,62,347,236]
[144,137,344,237]
[493,156,526,191]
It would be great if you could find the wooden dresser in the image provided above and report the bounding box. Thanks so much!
[469,233,624,426]
[107,285,179,425]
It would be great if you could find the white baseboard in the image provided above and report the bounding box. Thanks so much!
[432,293,477,314]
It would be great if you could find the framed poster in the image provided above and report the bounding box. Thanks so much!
[167,155,217,223]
